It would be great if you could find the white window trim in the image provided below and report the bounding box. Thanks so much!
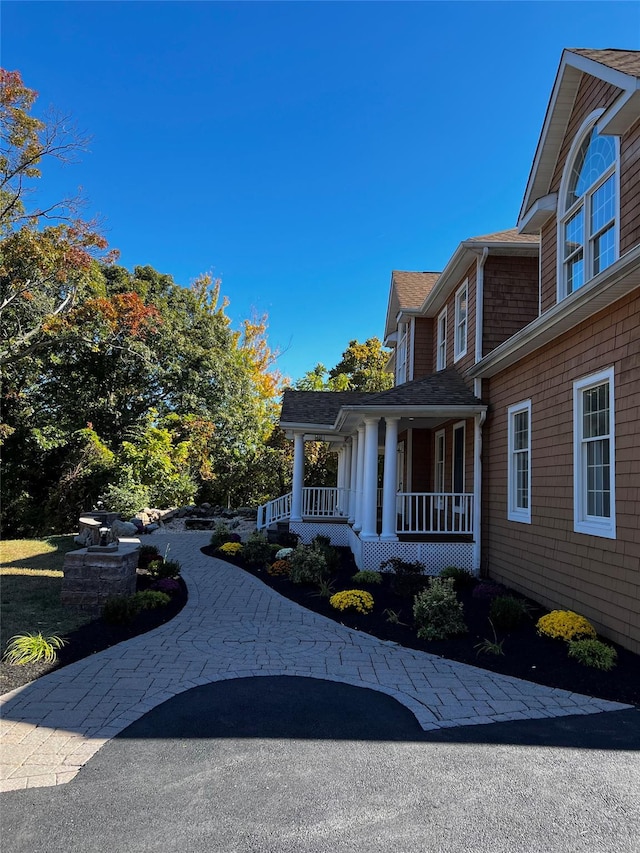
[454,280,468,362]
[573,367,616,539]
[434,429,445,507]
[452,421,465,515]
[396,323,408,385]
[556,109,620,303]
[436,307,447,371]
[507,400,532,524]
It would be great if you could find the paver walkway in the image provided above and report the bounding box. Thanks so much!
[0,532,631,792]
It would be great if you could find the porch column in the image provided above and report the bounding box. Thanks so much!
[353,425,366,531]
[381,417,400,541]
[473,412,485,574]
[360,417,380,541]
[290,433,305,521]
[348,433,358,524]
[342,440,352,516]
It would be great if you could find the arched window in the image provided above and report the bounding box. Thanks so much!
[559,116,618,297]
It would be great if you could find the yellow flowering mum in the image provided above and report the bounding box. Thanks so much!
[329,589,374,615]
[219,541,243,556]
[536,610,596,642]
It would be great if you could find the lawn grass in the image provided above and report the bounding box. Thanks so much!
[0,536,92,655]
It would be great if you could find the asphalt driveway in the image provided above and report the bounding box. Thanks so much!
[3,676,639,853]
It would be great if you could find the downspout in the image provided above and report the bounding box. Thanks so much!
[473,379,487,575]
[475,247,489,363]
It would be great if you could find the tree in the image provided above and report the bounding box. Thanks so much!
[294,338,392,393]
[0,69,115,367]
[328,338,393,391]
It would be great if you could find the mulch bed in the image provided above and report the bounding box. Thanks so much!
[0,573,188,695]
[202,545,640,708]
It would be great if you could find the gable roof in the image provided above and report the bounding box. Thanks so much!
[280,369,483,434]
[465,228,538,245]
[519,48,640,230]
[384,271,440,340]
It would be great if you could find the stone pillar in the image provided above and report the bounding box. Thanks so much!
[353,425,366,531]
[61,541,140,618]
[381,417,400,541]
[360,417,380,541]
[348,433,359,523]
[291,433,305,521]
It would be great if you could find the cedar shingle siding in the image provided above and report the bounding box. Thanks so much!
[482,256,539,356]
[483,277,640,654]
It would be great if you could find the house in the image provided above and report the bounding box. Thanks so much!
[258,49,640,654]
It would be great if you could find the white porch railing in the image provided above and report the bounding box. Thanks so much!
[302,487,350,518]
[396,493,474,535]
[258,489,474,536]
[257,491,292,529]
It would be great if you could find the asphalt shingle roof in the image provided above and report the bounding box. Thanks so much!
[280,370,481,427]
[391,271,441,311]
[570,48,640,78]
[464,228,539,245]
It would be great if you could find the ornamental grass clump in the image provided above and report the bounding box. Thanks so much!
[218,541,243,557]
[352,570,383,586]
[536,610,596,642]
[329,589,374,615]
[489,595,532,632]
[413,577,466,641]
[3,632,67,666]
[568,638,617,671]
[130,590,171,610]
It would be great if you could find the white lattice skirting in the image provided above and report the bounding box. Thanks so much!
[292,522,476,575]
[289,521,351,547]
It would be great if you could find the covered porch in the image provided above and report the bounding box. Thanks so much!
[258,370,487,574]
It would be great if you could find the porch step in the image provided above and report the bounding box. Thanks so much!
[266,521,290,544]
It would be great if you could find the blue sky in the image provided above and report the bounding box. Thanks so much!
[3,1,639,382]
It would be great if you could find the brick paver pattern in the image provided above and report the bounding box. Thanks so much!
[1,532,630,791]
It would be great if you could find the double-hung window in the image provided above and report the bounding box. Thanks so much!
[507,401,531,523]
[573,368,616,538]
[559,116,618,298]
[454,281,467,361]
[436,308,447,371]
[396,323,408,385]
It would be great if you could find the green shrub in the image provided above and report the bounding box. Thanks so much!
[568,638,617,670]
[413,577,466,640]
[210,522,234,549]
[537,610,597,642]
[138,544,161,571]
[243,531,272,567]
[130,590,171,610]
[489,596,531,632]
[3,632,67,665]
[311,535,340,573]
[382,557,428,597]
[148,558,182,580]
[102,596,137,625]
[288,545,329,585]
[101,479,150,518]
[352,570,383,585]
[439,566,476,591]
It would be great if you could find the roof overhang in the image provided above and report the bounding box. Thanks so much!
[335,404,486,434]
[469,244,640,379]
[519,49,640,228]
[519,193,558,234]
